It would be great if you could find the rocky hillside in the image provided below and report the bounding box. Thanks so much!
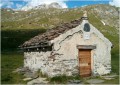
[1,4,119,30]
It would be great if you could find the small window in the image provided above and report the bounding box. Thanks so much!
[84,23,90,32]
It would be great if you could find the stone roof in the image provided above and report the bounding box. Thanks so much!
[20,18,84,48]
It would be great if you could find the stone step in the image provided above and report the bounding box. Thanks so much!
[27,77,49,85]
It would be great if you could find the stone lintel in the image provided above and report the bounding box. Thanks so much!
[77,45,96,49]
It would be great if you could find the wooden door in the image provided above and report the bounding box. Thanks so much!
[79,49,91,77]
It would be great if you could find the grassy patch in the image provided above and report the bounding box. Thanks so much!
[50,75,68,84]
[49,75,82,84]
[1,52,27,84]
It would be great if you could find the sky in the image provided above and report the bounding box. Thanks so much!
[0,0,120,10]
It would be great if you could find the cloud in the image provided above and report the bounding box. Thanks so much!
[0,0,14,8]
[16,4,23,9]
[0,4,2,8]
[22,0,68,8]
[81,5,87,7]
[109,0,120,7]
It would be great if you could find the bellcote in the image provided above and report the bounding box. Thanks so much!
[81,11,88,20]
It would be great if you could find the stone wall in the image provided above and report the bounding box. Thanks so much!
[24,52,79,77]
[24,20,112,77]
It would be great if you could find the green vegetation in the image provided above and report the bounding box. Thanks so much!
[37,69,49,78]
[102,76,119,84]
[1,52,26,84]
[48,74,119,84]
[1,29,46,51]
[50,75,72,84]
[49,75,82,84]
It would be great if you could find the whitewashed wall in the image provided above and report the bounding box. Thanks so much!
[24,20,112,77]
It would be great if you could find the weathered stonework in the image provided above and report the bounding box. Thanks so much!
[24,19,112,77]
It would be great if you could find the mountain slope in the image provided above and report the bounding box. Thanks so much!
[1,4,119,30]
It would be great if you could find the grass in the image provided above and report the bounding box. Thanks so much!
[49,74,119,84]
[50,75,69,84]
[49,75,82,84]
[1,52,27,84]
[102,76,119,84]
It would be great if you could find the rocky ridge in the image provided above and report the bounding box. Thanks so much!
[21,2,62,11]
